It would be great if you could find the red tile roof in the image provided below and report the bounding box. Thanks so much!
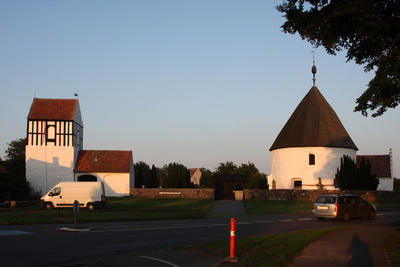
[74,150,133,173]
[27,98,78,120]
[356,155,391,178]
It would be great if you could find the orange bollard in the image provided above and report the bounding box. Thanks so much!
[230,218,236,258]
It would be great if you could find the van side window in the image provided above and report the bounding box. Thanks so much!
[50,187,61,196]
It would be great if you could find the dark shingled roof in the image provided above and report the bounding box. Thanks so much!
[356,155,391,178]
[270,86,358,151]
[74,150,132,173]
[27,98,78,120]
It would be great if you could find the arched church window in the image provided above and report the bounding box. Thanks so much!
[309,153,315,165]
[46,125,56,143]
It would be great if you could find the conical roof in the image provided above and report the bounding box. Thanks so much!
[269,85,358,151]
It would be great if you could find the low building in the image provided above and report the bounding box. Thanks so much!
[189,168,201,185]
[74,150,134,196]
[357,152,393,191]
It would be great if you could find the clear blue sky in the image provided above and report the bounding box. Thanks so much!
[1,0,398,178]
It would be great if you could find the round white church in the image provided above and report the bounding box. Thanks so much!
[269,64,358,190]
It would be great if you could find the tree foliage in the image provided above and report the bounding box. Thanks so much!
[134,162,159,188]
[276,0,400,117]
[199,168,214,189]
[162,163,192,188]
[3,137,27,177]
[335,155,379,190]
[214,161,237,174]
[0,137,31,199]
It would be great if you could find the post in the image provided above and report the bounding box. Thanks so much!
[73,200,80,227]
[224,218,239,263]
[230,218,236,258]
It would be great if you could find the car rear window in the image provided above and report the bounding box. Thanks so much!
[315,196,336,204]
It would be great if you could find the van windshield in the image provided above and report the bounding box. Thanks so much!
[316,196,336,204]
[50,187,61,196]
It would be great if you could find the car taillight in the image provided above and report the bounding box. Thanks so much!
[334,204,339,211]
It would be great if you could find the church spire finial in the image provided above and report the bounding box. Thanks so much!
[311,51,317,86]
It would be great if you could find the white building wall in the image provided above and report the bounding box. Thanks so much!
[377,178,393,191]
[74,172,131,197]
[270,147,357,190]
[26,145,77,194]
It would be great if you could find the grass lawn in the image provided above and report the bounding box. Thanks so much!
[385,231,400,267]
[0,197,215,224]
[244,200,313,215]
[190,226,346,267]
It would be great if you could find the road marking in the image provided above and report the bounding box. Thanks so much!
[387,213,395,215]
[279,219,294,222]
[138,256,180,267]
[0,230,34,236]
[255,221,274,224]
[237,222,253,225]
[298,218,312,221]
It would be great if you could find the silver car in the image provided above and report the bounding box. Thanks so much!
[312,194,376,221]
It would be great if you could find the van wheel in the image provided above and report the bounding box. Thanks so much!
[87,203,95,210]
[44,202,53,210]
[368,210,376,220]
[342,211,350,222]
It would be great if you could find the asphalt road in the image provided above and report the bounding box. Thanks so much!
[1,210,399,267]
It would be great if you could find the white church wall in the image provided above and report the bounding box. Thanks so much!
[271,147,356,190]
[26,145,77,194]
[99,173,130,196]
[74,172,131,196]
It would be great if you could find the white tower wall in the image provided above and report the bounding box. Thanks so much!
[270,147,356,190]
[26,145,78,194]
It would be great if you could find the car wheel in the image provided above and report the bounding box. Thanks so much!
[87,203,95,210]
[44,202,53,210]
[342,211,350,222]
[367,210,376,220]
[317,217,324,221]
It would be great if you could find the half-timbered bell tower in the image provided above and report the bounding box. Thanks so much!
[26,98,83,194]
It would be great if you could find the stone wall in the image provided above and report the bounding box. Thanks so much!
[130,188,215,199]
[244,189,400,202]
[130,188,400,202]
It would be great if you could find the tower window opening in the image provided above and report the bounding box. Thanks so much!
[309,153,315,165]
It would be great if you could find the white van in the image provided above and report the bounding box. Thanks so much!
[39,182,106,210]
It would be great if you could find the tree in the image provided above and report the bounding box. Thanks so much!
[0,137,31,198]
[335,155,379,190]
[149,165,159,188]
[134,161,150,188]
[3,137,27,177]
[162,163,191,188]
[335,155,357,190]
[235,162,268,189]
[356,157,380,190]
[215,161,237,174]
[276,0,400,117]
[199,168,214,188]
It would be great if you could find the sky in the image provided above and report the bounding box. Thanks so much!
[1,0,398,178]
